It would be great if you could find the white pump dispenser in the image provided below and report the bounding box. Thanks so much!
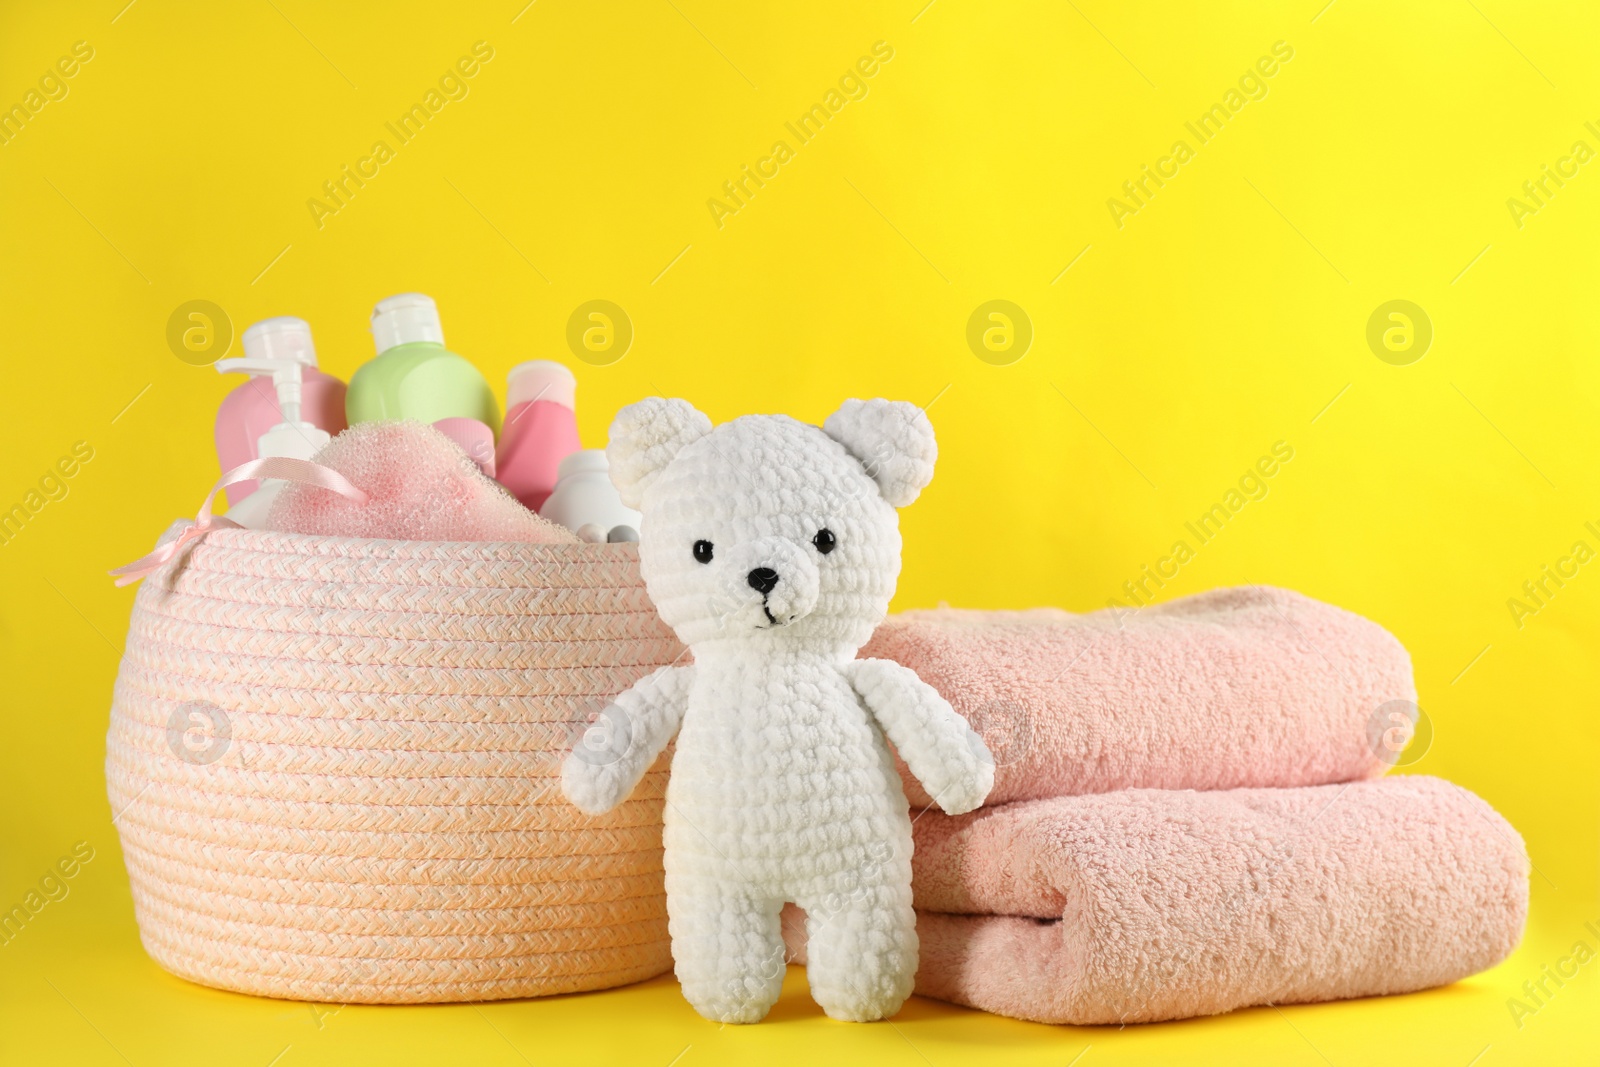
[216,317,332,529]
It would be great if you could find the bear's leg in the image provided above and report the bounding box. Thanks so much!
[668,879,787,1024]
[799,881,917,1022]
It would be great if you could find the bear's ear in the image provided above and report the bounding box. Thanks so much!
[822,398,937,507]
[607,397,713,507]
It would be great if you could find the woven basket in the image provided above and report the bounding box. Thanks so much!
[105,528,683,1003]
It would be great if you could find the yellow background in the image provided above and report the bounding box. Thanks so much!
[2,1,1596,1063]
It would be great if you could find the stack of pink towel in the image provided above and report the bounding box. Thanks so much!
[785,587,1529,1024]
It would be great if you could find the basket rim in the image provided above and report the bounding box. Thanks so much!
[162,525,643,564]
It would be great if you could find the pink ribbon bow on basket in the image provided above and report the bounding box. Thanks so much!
[110,457,367,587]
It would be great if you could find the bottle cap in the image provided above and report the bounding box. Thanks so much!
[506,360,577,410]
[556,449,609,479]
[241,317,318,366]
[372,293,444,353]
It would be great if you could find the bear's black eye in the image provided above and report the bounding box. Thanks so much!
[812,528,836,555]
[693,540,714,564]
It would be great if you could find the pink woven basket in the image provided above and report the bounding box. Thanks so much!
[105,528,682,1003]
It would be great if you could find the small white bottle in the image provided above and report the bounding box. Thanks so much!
[215,319,334,529]
[539,450,641,536]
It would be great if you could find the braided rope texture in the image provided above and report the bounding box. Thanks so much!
[105,528,684,1003]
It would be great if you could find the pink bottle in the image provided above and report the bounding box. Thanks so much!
[214,317,347,506]
[495,360,580,512]
[433,417,497,479]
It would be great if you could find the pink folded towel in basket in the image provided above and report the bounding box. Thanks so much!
[862,587,1415,807]
[784,776,1528,1024]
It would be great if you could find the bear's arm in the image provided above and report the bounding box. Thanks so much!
[842,658,994,816]
[561,664,693,816]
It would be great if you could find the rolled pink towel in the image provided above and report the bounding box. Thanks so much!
[267,421,576,543]
[784,777,1528,1024]
[863,587,1414,807]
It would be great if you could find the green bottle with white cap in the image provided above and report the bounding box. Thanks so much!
[346,293,501,433]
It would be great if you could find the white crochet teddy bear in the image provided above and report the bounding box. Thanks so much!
[562,397,994,1024]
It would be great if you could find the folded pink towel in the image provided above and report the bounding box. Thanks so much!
[784,777,1527,1023]
[862,587,1414,807]
[267,421,576,543]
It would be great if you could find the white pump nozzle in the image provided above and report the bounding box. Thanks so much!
[219,317,321,426]
[216,317,332,529]
[241,316,318,365]
[216,357,307,424]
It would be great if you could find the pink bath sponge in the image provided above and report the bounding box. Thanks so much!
[266,421,577,543]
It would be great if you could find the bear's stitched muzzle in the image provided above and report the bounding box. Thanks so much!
[716,536,819,630]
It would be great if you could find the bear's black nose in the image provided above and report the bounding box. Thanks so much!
[747,568,780,595]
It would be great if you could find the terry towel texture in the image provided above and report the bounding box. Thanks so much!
[785,777,1528,1023]
[862,586,1415,807]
